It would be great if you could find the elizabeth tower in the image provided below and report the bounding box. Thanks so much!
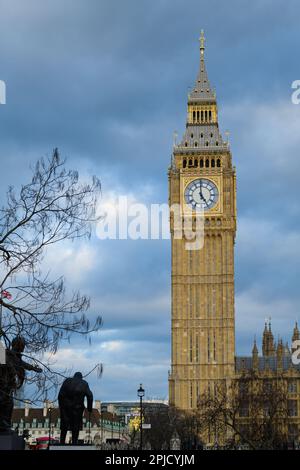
[168,32,237,410]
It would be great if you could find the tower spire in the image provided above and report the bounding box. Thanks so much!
[262,322,268,357]
[252,337,258,355]
[188,31,216,104]
[293,321,299,341]
[292,321,299,353]
[176,32,228,150]
[252,337,259,370]
[268,318,275,356]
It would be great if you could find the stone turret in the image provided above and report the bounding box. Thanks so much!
[292,322,300,353]
[262,320,275,357]
[276,339,284,369]
[262,322,268,357]
[252,338,259,370]
[268,322,275,356]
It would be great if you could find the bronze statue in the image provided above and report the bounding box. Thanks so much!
[0,336,42,433]
[58,372,93,445]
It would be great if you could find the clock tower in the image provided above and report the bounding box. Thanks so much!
[168,32,237,410]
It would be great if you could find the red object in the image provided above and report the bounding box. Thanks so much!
[35,436,59,450]
[1,290,12,300]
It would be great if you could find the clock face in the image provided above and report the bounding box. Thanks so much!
[184,178,219,211]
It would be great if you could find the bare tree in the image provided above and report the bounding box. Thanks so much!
[0,149,103,401]
[141,405,201,450]
[196,372,290,450]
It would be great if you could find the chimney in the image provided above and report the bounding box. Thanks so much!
[94,400,101,413]
[43,399,51,417]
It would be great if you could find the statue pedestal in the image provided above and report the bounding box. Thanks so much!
[0,432,25,450]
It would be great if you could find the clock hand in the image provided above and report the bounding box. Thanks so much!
[199,185,207,204]
[199,182,204,198]
[199,192,206,202]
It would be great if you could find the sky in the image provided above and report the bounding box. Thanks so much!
[0,0,300,402]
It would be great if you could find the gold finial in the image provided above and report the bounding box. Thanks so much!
[199,29,205,54]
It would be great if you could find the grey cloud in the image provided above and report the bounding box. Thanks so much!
[1,0,300,400]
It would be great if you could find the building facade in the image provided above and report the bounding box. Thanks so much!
[101,400,168,424]
[169,31,236,410]
[12,400,128,446]
[235,322,300,445]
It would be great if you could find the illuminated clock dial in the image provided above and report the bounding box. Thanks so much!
[184,178,219,211]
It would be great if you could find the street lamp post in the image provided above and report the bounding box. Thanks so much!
[101,413,103,449]
[137,384,145,451]
[48,407,52,450]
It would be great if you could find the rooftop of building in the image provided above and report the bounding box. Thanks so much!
[12,407,122,425]
[235,355,300,373]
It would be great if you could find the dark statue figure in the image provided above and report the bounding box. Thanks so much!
[58,372,93,445]
[0,336,42,433]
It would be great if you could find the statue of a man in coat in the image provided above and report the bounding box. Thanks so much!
[58,372,93,445]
